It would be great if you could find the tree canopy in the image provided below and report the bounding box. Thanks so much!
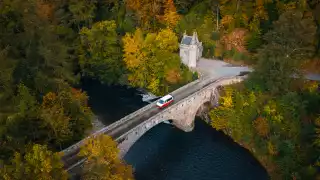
[1,0,320,179]
[79,135,134,180]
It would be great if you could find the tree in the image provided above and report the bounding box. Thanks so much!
[40,92,72,149]
[122,28,186,95]
[158,0,181,29]
[126,0,162,30]
[219,0,270,32]
[78,20,124,84]
[209,106,229,131]
[250,10,317,93]
[79,134,134,180]
[0,144,67,180]
[51,88,93,146]
[253,116,270,137]
[68,0,97,27]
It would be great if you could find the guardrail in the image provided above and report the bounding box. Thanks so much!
[63,75,247,173]
[61,78,203,155]
[115,75,247,143]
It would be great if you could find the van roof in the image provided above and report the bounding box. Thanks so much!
[160,94,173,101]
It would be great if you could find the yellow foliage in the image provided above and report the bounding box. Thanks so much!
[263,103,276,115]
[267,141,278,156]
[211,117,228,131]
[221,95,233,108]
[122,28,181,95]
[0,144,67,180]
[221,15,234,26]
[122,28,145,70]
[42,92,57,108]
[220,87,234,108]
[147,78,160,95]
[303,81,319,93]
[79,135,134,180]
[257,6,268,20]
[155,28,179,51]
[209,106,229,131]
[161,0,180,29]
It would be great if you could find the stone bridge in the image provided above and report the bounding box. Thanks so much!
[61,75,247,175]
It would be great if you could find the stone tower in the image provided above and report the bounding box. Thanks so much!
[179,31,203,68]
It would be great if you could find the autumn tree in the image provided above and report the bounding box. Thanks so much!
[219,0,270,32]
[0,144,67,180]
[41,88,93,148]
[250,10,317,93]
[122,28,191,95]
[79,135,134,180]
[78,20,124,84]
[126,0,162,30]
[253,116,269,137]
[158,0,181,29]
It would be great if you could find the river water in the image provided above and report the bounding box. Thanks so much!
[81,79,269,180]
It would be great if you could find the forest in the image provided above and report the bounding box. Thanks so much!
[0,0,320,179]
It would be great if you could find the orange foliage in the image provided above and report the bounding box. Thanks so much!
[253,116,270,137]
[221,28,249,53]
[165,69,181,84]
[126,0,162,28]
[42,92,57,108]
[158,0,181,29]
[301,59,320,73]
[36,0,55,20]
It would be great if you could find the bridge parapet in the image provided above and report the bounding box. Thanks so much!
[62,75,247,173]
[115,75,247,157]
[61,77,205,156]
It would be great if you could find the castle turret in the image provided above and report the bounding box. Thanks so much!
[179,31,203,68]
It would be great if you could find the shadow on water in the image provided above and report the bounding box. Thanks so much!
[125,118,269,180]
[80,78,149,125]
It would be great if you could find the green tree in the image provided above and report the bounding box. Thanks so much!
[79,134,134,180]
[250,10,317,93]
[68,0,97,27]
[0,144,67,180]
[78,20,124,84]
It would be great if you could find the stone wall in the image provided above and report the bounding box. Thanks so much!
[61,77,204,156]
[116,76,246,157]
[62,75,247,173]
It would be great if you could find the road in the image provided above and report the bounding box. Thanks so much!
[196,58,320,81]
[63,77,219,173]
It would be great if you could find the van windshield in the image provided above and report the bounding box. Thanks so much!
[159,99,165,104]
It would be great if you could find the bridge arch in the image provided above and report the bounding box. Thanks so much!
[61,76,247,173]
[117,86,220,158]
[116,116,186,158]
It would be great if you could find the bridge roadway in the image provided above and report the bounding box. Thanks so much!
[62,76,220,172]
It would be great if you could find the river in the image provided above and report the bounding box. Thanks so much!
[81,79,269,180]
